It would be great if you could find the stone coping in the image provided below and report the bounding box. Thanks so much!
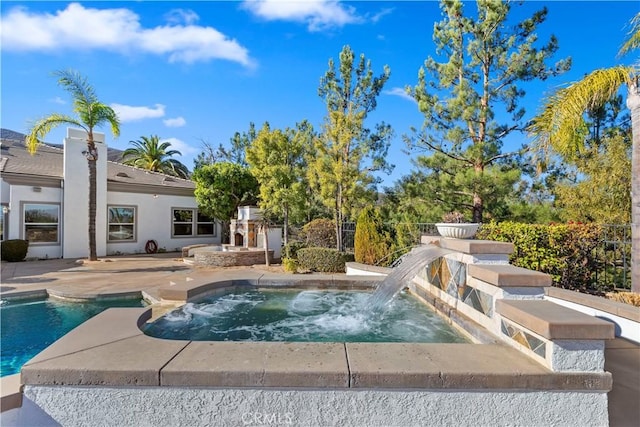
[0,374,22,412]
[20,307,611,392]
[496,300,615,340]
[545,287,640,323]
[469,264,552,288]
[0,288,143,302]
[424,237,515,255]
[158,272,383,303]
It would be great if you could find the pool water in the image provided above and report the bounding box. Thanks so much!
[0,297,146,377]
[143,290,468,343]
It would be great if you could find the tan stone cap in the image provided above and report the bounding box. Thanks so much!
[436,238,514,255]
[158,272,382,302]
[469,264,552,287]
[545,287,640,322]
[0,374,22,412]
[496,300,615,340]
[21,307,611,392]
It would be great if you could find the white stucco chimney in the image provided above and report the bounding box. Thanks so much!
[62,128,108,259]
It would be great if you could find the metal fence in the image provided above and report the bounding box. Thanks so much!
[342,222,632,291]
[594,224,632,291]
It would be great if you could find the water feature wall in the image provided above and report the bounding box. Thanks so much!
[402,238,614,373]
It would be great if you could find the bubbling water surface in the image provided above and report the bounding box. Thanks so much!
[143,290,467,343]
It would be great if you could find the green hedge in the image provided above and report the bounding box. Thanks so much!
[297,247,354,273]
[282,241,307,259]
[477,222,603,293]
[302,219,336,248]
[1,239,29,262]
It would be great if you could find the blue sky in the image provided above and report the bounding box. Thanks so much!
[1,1,637,188]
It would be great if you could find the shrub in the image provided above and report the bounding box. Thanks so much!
[1,239,29,262]
[282,257,299,273]
[441,211,466,223]
[297,247,354,273]
[282,241,307,259]
[606,292,640,307]
[477,222,602,293]
[354,207,391,265]
[302,218,336,248]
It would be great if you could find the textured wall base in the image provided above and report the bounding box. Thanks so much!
[25,386,609,427]
[194,250,273,267]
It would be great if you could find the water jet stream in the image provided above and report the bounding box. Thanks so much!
[367,245,452,311]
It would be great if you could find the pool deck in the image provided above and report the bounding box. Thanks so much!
[1,254,639,426]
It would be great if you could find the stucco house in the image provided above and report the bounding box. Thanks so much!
[0,128,221,259]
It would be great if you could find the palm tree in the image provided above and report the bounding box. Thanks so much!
[529,13,640,293]
[122,135,190,179]
[26,70,120,261]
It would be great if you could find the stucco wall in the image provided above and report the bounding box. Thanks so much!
[106,191,221,255]
[24,386,609,427]
[62,131,108,259]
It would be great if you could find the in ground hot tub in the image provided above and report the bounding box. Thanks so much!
[143,289,469,343]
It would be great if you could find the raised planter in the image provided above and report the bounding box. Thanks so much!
[435,223,479,239]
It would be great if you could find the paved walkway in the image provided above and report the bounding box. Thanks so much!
[1,256,639,426]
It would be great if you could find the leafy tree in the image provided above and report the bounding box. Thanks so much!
[529,12,639,292]
[26,70,119,261]
[311,45,393,250]
[354,207,390,265]
[194,122,256,169]
[122,135,189,178]
[192,162,259,243]
[246,121,312,245]
[554,134,631,223]
[407,0,570,222]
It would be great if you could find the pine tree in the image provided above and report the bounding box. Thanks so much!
[407,0,570,222]
[311,45,393,251]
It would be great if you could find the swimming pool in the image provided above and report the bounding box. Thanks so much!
[0,297,146,377]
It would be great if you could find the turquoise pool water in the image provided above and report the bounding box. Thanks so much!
[144,290,468,343]
[0,297,146,377]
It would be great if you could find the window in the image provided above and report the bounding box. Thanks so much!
[172,208,216,237]
[108,206,136,242]
[196,211,215,236]
[24,203,59,243]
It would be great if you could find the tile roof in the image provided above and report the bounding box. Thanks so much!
[0,129,195,190]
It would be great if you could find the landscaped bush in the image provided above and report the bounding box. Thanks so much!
[282,257,299,273]
[1,239,29,262]
[282,241,307,259]
[354,207,391,266]
[302,218,336,248]
[606,291,640,307]
[477,222,603,293]
[297,247,354,273]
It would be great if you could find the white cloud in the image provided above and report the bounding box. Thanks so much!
[50,96,66,105]
[242,0,361,32]
[163,137,198,156]
[0,3,254,66]
[111,103,166,122]
[384,87,416,103]
[164,9,199,25]
[163,116,187,128]
[370,8,394,24]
